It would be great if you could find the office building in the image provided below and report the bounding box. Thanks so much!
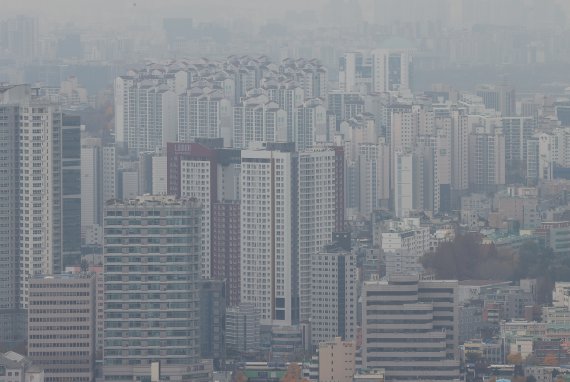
[310,236,357,348]
[362,275,460,382]
[198,280,226,370]
[318,337,356,382]
[103,196,205,381]
[61,115,81,266]
[0,89,23,346]
[270,325,304,362]
[226,303,260,356]
[28,273,96,382]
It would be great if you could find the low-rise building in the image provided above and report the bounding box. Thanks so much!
[353,369,385,382]
[318,337,355,382]
[28,273,96,382]
[0,351,43,382]
[226,304,260,357]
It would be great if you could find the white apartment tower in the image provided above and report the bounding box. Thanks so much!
[178,87,232,145]
[240,143,298,325]
[180,159,213,279]
[240,143,342,326]
[295,99,327,151]
[264,81,305,142]
[114,76,178,152]
[394,150,424,218]
[233,92,287,149]
[19,102,63,308]
[298,148,340,323]
[81,137,103,244]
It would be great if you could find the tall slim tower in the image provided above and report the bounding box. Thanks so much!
[62,115,82,266]
[0,85,75,345]
[0,92,22,345]
[298,148,341,323]
[240,143,298,326]
[19,102,64,307]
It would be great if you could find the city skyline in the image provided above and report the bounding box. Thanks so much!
[4,2,570,382]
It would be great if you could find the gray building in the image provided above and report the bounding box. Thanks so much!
[103,195,209,381]
[362,275,460,382]
[226,303,260,357]
[309,234,357,349]
[0,94,23,348]
[199,279,226,370]
[459,302,484,343]
[62,114,81,266]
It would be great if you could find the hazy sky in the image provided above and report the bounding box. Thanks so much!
[3,0,569,30]
[2,0,329,25]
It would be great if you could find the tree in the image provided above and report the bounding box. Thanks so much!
[281,363,302,382]
[544,352,559,367]
[233,371,247,382]
[507,352,523,365]
[80,258,89,273]
[465,351,482,363]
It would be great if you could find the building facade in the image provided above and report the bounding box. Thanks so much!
[28,273,96,382]
[362,275,460,382]
[103,196,205,381]
[310,239,357,348]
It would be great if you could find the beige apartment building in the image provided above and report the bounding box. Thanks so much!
[318,337,356,382]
